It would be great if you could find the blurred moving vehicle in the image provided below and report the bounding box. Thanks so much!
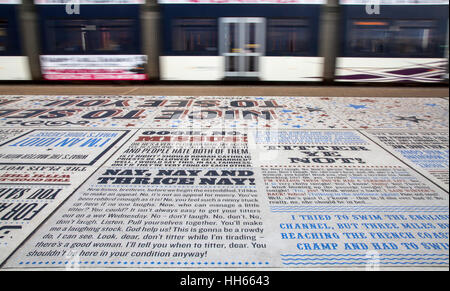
[336,0,450,83]
[36,0,148,80]
[0,0,31,80]
[0,0,449,83]
[159,0,324,81]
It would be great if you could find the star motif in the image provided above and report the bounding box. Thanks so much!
[306,107,324,112]
[348,104,367,110]
[396,116,427,123]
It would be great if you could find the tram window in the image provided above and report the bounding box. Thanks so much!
[47,20,84,53]
[172,19,218,54]
[348,20,391,56]
[267,19,311,56]
[393,20,437,56]
[0,20,8,54]
[45,19,137,54]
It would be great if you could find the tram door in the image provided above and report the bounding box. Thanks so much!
[219,18,265,79]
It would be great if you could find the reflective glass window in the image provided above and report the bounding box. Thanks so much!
[0,20,8,54]
[172,19,218,53]
[267,19,311,56]
[45,19,138,54]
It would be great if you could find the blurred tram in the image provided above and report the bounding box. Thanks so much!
[36,0,148,81]
[159,0,324,81]
[0,0,31,80]
[0,0,448,83]
[336,0,449,83]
